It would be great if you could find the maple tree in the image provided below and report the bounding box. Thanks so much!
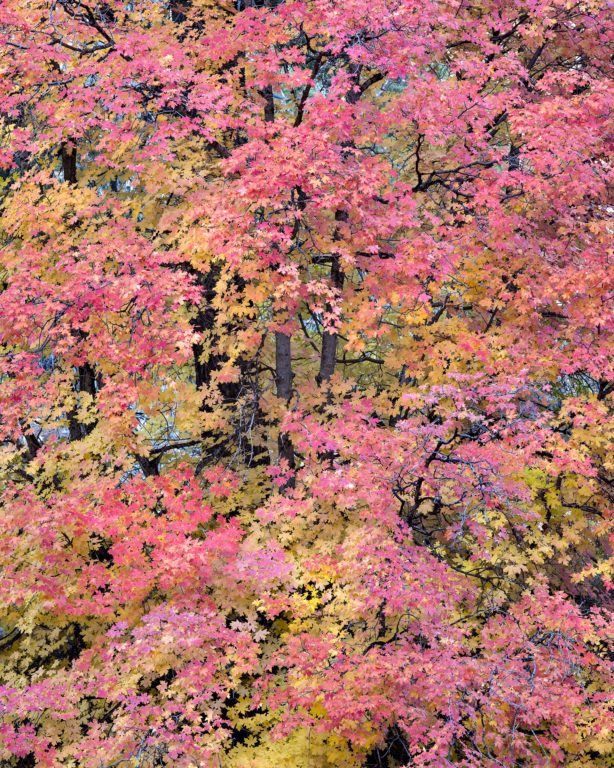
[0,0,612,766]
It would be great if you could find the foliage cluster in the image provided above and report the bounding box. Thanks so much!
[0,1,612,766]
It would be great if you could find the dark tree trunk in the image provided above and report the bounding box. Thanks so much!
[317,211,346,385]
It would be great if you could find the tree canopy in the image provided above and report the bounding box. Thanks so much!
[0,1,612,766]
